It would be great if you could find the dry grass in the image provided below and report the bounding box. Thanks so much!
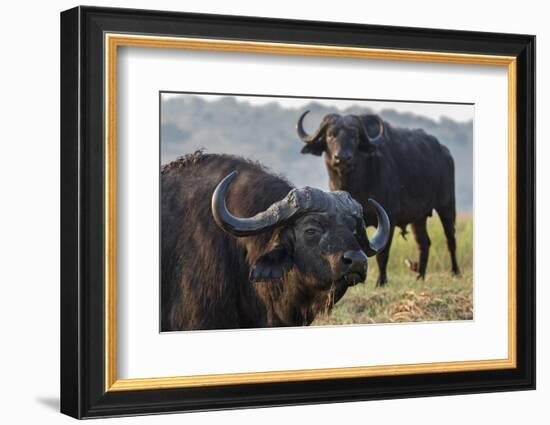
[313,214,473,326]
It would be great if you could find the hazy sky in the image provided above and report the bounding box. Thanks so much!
[161,92,473,210]
[162,92,474,123]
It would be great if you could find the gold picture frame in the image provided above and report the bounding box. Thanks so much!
[104,34,517,392]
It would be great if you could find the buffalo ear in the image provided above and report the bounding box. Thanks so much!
[300,141,326,156]
[250,243,293,282]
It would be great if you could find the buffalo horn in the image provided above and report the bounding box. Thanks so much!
[211,171,298,237]
[365,198,391,256]
[296,110,327,143]
[356,115,385,147]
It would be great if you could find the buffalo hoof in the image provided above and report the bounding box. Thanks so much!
[416,273,426,281]
[376,276,388,287]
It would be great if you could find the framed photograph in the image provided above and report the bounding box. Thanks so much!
[60,6,535,419]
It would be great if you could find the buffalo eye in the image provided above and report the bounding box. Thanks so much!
[304,228,320,237]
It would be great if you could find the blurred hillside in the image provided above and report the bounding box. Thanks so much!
[161,95,473,211]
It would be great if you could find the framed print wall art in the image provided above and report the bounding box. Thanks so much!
[60,6,536,419]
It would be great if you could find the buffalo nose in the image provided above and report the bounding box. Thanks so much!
[334,152,352,162]
[341,250,368,270]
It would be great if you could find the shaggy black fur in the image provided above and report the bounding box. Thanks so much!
[161,152,370,331]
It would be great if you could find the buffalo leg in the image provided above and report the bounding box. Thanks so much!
[375,225,395,286]
[412,217,431,280]
[437,207,460,275]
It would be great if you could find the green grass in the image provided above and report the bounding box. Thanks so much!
[313,214,473,325]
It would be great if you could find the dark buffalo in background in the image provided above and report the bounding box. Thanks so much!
[161,152,390,331]
[297,111,459,285]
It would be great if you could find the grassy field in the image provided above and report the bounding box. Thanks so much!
[313,214,473,326]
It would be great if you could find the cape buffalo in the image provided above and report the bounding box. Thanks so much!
[161,152,390,331]
[296,111,459,285]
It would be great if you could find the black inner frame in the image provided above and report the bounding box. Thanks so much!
[60,6,535,419]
